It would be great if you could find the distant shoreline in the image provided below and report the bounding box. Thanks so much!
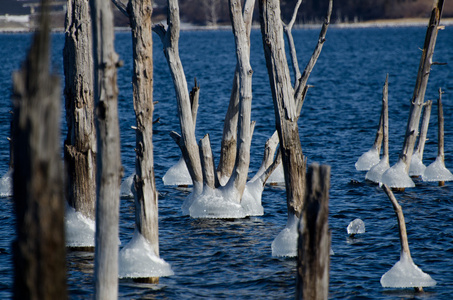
[1,17,452,33]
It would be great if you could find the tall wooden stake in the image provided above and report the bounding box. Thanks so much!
[12,0,67,298]
[91,0,122,298]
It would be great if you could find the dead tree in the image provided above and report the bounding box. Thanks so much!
[259,0,333,218]
[90,0,122,298]
[64,0,97,221]
[296,164,331,300]
[12,1,67,298]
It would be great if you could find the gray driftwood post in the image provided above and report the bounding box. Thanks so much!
[296,164,331,300]
[64,0,97,222]
[437,88,445,186]
[90,0,122,298]
[414,101,433,163]
[12,2,67,298]
[396,0,444,172]
[259,0,332,217]
[127,0,160,283]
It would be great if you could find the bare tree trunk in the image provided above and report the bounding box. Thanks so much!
[90,0,122,298]
[398,0,444,172]
[296,164,331,300]
[414,100,433,160]
[64,0,97,221]
[382,75,389,161]
[437,88,445,186]
[12,1,67,298]
[127,0,159,259]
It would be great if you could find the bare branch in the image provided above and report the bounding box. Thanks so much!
[283,0,303,86]
[111,0,128,18]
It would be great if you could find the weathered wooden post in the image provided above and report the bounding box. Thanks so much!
[64,0,97,222]
[12,0,67,298]
[296,164,331,300]
[90,0,122,297]
[437,88,445,186]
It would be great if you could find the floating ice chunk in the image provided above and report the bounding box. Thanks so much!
[347,218,365,235]
[365,158,390,183]
[422,156,453,182]
[409,153,426,177]
[355,147,380,171]
[0,168,12,197]
[267,163,285,184]
[65,205,95,247]
[381,160,415,188]
[271,213,299,257]
[120,174,134,198]
[381,251,436,288]
[162,157,192,186]
[241,179,264,216]
[119,229,174,278]
[188,186,246,219]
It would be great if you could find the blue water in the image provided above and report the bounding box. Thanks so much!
[1,25,453,299]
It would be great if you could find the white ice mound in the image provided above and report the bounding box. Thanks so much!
[267,163,285,184]
[365,158,390,183]
[241,179,264,216]
[162,157,192,186]
[120,174,134,198]
[409,153,426,177]
[347,218,365,235]
[381,251,436,288]
[119,229,174,278]
[0,168,12,197]
[188,186,247,219]
[422,156,453,182]
[65,205,95,247]
[355,147,380,171]
[272,213,299,257]
[381,160,415,188]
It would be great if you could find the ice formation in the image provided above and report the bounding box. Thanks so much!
[266,163,285,184]
[120,174,134,198]
[380,160,415,188]
[422,156,453,182]
[271,213,299,257]
[119,229,174,278]
[408,153,426,177]
[162,157,192,186]
[381,251,436,288]
[65,205,95,247]
[365,159,390,183]
[0,168,12,197]
[355,147,380,171]
[241,179,265,216]
[347,218,365,235]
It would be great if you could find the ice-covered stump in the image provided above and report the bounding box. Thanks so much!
[118,230,174,279]
[422,156,453,182]
[381,251,436,288]
[381,161,415,188]
[365,159,390,183]
[355,147,380,171]
[409,153,426,177]
[65,205,95,247]
[347,218,365,236]
[271,213,299,257]
[162,157,192,186]
[241,179,265,216]
[0,169,12,197]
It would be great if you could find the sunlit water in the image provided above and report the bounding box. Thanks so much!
[1,25,453,299]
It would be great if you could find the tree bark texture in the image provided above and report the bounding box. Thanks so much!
[64,0,97,220]
[90,0,122,298]
[415,100,433,160]
[399,0,444,171]
[296,164,331,300]
[382,74,389,160]
[127,0,160,257]
[259,0,306,217]
[12,3,67,298]
[437,88,444,159]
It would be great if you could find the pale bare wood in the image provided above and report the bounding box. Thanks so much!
[283,0,302,86]
[199,134,218,189]
[382,74,389,160]
[415,100,433,160]
[128,0,160,262]
[399,0,444,172]
[64,0,97,221]
[190,78,200,125]
[91,0,122,297]
[12,1,67,297]
[296,164,331,300]
[437,88,445,186]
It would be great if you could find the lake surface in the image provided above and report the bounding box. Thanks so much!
[1,24,453,299]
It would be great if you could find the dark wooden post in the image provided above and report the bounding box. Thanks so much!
[296,164,331,300]
[437,88,445,186]
[12,1,67,298]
